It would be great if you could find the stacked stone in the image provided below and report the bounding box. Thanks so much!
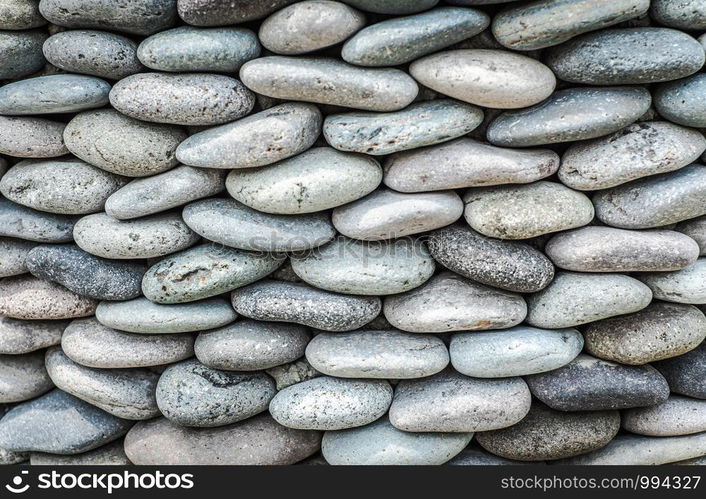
[0,0,705,466]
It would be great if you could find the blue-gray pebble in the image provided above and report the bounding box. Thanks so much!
[0,29,46,79]
[0,75,110,115]
[654,74,706,128]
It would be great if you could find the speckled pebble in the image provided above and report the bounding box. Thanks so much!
[654,74,706,128]
[0,115,68,159]
[0,0,46,30]
[653,342,706,399]
[0,74,110,115]
[677,216,706,255]
[623,396,706,437]
[0,275,97,320]
[638,258,706,304]
[0,316,64,354]
[0,351,53,403]
[0,198,77,243]
[176,0,294,26]
[30,440,131,465]
[0,29,46,79]
[0,237,36,278]
[651,0,706,30]
[340,0,437,15]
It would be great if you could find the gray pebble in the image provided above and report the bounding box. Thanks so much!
[653,342,706,399]
[0,0,46,29]
[651,0,706,30]
[340,0,437,14]
[0,275,97,320]
[0,351,53,403]
[0,237,36,277]
[232,280,380,332]
[176,0,294,26]
[638,258,706,304]
[0,75,110,115]
[266,359,321,390]
[654,74,706,128]
[677,216,706,255]
[0,29,46,79]
[305,330,449,379]
[623,396,706,436]
[30,440,131,465]
[0,115,67,159]
[0,316,64,354]
[0,198,77,242]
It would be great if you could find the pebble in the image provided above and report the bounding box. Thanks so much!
[324,101,483,156]
[526,272,652,328]
[653,342,706,399]
[266,359,321,390]
[39,0,177,36]
[110,73,254,126]
[526,354,670,411]
[290,238,435,295]
[43,30,144,80]
[0,389,132,454]
[0,237,36,277]
[623,396,706,437]
[0,316,64,354]
[389,371,530,432]
[332,189,463,240]
[156,359,276,427]
[322,417,471,466]
[73,212,199,259]
[464,181,594,240]
[639,258,706,304]
[595,165,706,229]
[342,7,488,66]
[385,138,558,192]
[427,224,554,292]
[410,49,555,109]
[677,216,706,255]
[45,347,160,420]
[176,0,294,26]
[305,330,449,379]
[0,0,46,29]
[176,103,321,169]
[239,57,418,112]
[61,318,194,369]
[0,275,97,320]
[0,29,46,79]
[0,198,77,243]
[450,326,584,378]
[545,227,700,273]
[0,351,53,403]
[0,74,110,115]
[183,199,335,252]
[232,280,380,332]
[340,0,437,15]
[486,86,652,147]
[260,1,365,55]
[124,414,320,465]
[491,0,649,50]
[654,74,706,128]
[475,402,621,461]
[195,320,311,371]
[559,121,706,190]
[384,272,526,332]
[226,147,382,214]
[586,301,706,364]
[270,376,392,430]
[30,440,131,465]
[64,109,187,177]
[0,158,128,215]
[0,116,67,159]
[651,0,706,30]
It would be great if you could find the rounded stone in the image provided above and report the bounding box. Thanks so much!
[526,272,652,328]
[384,272,526,333]
[463,181,594,239]
[653,342,706,399]
[0,198,77,243]
[638,258,706,304]
[409,49,555,109]
[195,320,311,371]
[475,403,621,461]
[322,417,471,466]
[0,237,36,278]
[545,227,701,272]
[305,330,449,379]
[677,216,706,255]
[142,244,284,304]
[42,30,144,80]
[384,138,559,192]
[96,297,236,334]
[291,238,435,296]
[487,86,652,147]
[226,147,382,214]
[450,326,584,378]
[0,317,64,355]
[390,371,530,433]
[270,376,392,431]
[176,0,294,26]
[231,280,380,332]
[0,29,46,79]
[45,347,159,420]
[183,198,335,252]
[0,0,46,29]
[0,352,53,403]
[30,440,130,466]
[623,396,706,437]
[0,75,110,115]
[61,318,194,369]
[340,0,437,14]
[651,0,706,30]
[240,56,418,112]
[526,354,670,411]
[654,74,706,128]
[73,212,199,259]
[342,7,488,66]
[0,116,68,159]
[0,275,97,320]
[156,359,276,427]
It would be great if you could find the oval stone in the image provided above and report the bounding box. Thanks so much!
[142,244,284,304]
[0,352,53,403]
[653,343,706,399]
[305,330,449,379]
[176,0,294,26]
[176,103,321,169]
[156,359,275,427]
[0,237,35,277]
[464,181,594,239]
[0,116,67,159]
[545,227,700,272]
[270,376,392,431]
[195,320,311,371]
[239,57,418,112]
[0,29,46,79]
[623,396,706,437]
[677,216,706,255]
[291,238,435,295]
[487,86,652,147]
[527,272,652,328]
[654,74,706,128]
[61,318,194,369]
[332,189,463,241]
[74,212,199,259]
[409,49,555,109]
[0,0,46,29]
[231,280,380,332]
[638,258,706,304]
[450,326,584,378]
[0,317,64,355]
[0,198,77,243]
[96,297,236,334]
[383,272,526,332]
[0,74,110,115]
[226,147,382,214]
[0,275,97,320]
[651,0,706,31]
